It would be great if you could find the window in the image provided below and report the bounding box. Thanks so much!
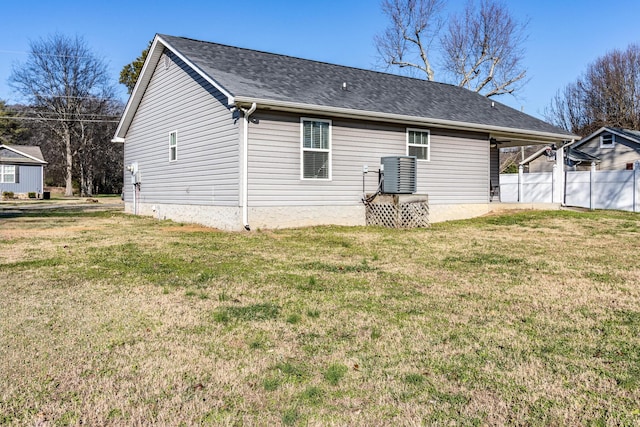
[0,165,15,183]
[301,118,331,179]
[600,133,615,148]
[407,129,430,160]
[169,131,178,161]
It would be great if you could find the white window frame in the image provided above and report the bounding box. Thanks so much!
[406,128,431,161]
[300,118,332,180]
[600,133,615,148]
[169,130,178,162]
[0,165,15,183]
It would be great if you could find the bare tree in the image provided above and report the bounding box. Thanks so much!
[546,83,590,135]
[441,0,528,97]
[375,0,528,97]
[75,98,123,195]
[375,0,445,81]
[546,44,640,136]
[10,34,117,196]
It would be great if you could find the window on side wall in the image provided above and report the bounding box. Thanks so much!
[301,118,331,180]
[600,133,615,148]
[407,129,430,161]
[0,165,15,183]
[169,131,178,162]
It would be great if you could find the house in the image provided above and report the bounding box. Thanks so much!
[0,144,46,198]
[569,127,640,171]
[112,34,577,230]
[521,144,600,173]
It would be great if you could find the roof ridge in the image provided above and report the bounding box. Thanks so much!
[159,34,467,90]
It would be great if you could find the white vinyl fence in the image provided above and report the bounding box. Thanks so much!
[500,172,554,203]
[565,168,640,211]
[500,163,640,212]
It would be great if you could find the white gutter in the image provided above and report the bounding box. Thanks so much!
[233,96,579,142]
[238,102,257,230]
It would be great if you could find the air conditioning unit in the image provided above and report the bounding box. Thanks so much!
[381,156,417,194]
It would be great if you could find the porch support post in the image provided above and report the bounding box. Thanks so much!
[518,165,524,203]
[552,164,557,203]
[590,162,596,210]
[554,144,566,204]
[634,161,640,213]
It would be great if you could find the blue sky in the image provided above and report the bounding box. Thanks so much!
[1,0,639,120]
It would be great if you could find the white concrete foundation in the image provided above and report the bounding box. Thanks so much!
[428,204,491,223]
[126,202,243,231]
[249,205,366,229]
[124,201,562,230]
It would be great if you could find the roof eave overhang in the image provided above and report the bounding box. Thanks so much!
[0,144,47,164]
[113,34,235,142]
[232,96,578,144]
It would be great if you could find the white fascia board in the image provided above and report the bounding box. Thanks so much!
[232,96,578,143]
[0,144,47,164]
[570,126,640,148]
[112,34,236,141]
[519,145,551,165]
[606,127,640,146]
[571,126,607,148]
[113,35,165,140]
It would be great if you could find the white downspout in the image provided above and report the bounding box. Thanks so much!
[239,102,257,230]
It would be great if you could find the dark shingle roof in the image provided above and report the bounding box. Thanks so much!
[567,147,600,163]
[573,127,640,149]
[0,145,46,164]
[160,35,572,138]
[612,128,640,144]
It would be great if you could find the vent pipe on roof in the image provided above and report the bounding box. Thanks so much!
[239,102,257,231]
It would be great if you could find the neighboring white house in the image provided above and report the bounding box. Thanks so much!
[0,144,46,197]
[112,34,577,230]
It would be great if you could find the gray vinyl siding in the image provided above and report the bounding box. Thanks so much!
[248,111,489,206]
[577,133,640,170]
[123,49,240,206]
[0,164,43,194]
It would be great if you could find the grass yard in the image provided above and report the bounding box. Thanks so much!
[1,208,639,426]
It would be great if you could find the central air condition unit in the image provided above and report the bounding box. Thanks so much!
[381,156,417,194]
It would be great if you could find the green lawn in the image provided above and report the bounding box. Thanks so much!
[1,209,639,425]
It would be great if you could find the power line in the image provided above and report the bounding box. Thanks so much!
[7,116,119,123]
[35,95,120,101]
[0,49,97,59]
[13,110,121,118]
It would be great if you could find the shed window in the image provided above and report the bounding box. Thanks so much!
[169,131,178,162]
[301,118,331,179]
[600,134,615,148]
[407,129,430,161]
[0,165,15,183]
